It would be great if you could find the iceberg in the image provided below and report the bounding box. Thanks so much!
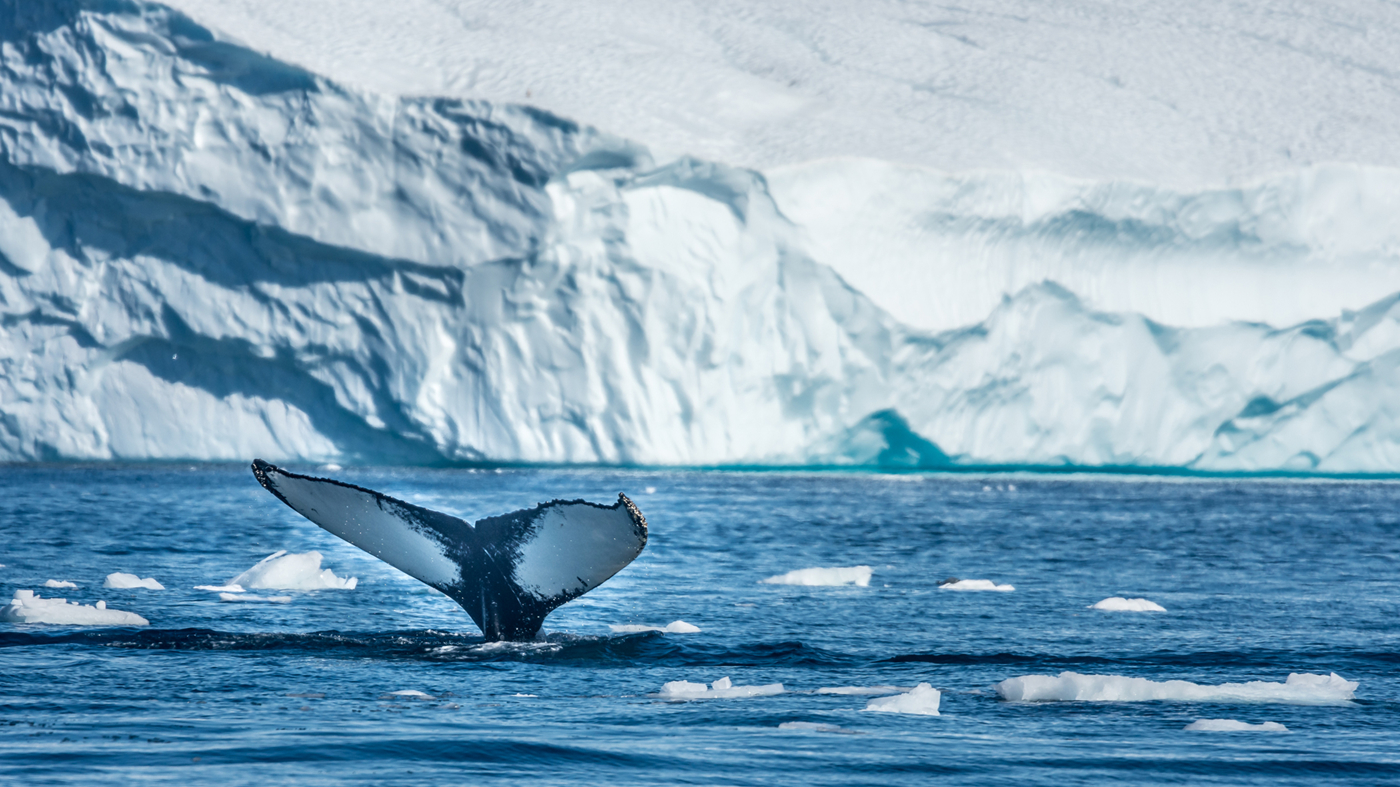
[1089,597,1165,612]
[0,590,148,626]
[229,551,357,590]
[103,573,165,590]
[657,677,784,700]
[609,620,701,634]
[862,683,942,716]
[938,579,1015,592]
[761,567,872,587]
[997,671,1357,705]
[2,2,1400,472]
[43,579,78,589]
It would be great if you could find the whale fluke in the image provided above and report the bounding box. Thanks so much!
[250,460,647,640]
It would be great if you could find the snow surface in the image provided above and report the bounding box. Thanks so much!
[658,677,785,700]
[761,567,872,587]
[938,579,1014,592]
[156,0,1400,188]
[863,683,942,716]
[229,552,357,590]
[1185,719,1289,732]
[610,620,701,634]
[3,2,1400,472]
[1090,598,1166,612]
[103,573,165,590]
[0,590,148,626]
[997,672,1357,704]
[43,580,77,589]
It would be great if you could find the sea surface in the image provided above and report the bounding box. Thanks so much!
[1,465,1397,785]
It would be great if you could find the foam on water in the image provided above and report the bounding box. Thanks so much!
[609,620,701,634]
[1089,597,1165,612]
[1185,719,1290,732]
[862,683,942,716]
[658,677,785,700]
[219,593,292,604]
[0,590,148,626]
[103,573,165,590]
[229,551,358,590]
[997,672,1357,704]
[938,579,1015,592]
[43,579,78,589]
[760,567,872,587]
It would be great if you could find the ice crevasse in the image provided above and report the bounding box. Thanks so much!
[2,1,1400,472]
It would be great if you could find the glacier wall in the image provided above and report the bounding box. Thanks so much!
[2,0,1399,472]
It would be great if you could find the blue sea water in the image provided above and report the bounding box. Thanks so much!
[1,465,1397,785]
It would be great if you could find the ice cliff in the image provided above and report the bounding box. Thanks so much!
[2,1,1399,472]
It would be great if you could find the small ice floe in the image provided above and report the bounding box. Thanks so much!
[997,671,1357,704]
[319,464,343,472]
[229,551,357,590]
[1,590,148,626]
[381,689,434,700]
[43,579,78,589]
[194,584,245,592]
[937,578,1014,592]
[863,683,942,716]
[760,566,872,587]
[103,572,165,590]
[657,676,785,700]
[644,486,657,494]
[778,721,849,733]
[1185,719,1289,732]
[609,620,701,634]
[512,693,538,698]
[219,592,291,603]
[817,686,906,696]
[1089,597,1165,612]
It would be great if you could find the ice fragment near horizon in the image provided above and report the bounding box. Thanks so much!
[657,676,785,700]
[43,579,78,589]
[938,579,1014,592]
[997,671,1356,704]
[195,584,245,592]
[761,566,871,587]
[1185,719,1289,731]
[863,683,942,715]
[609,620,701,634]
[1,590,148,626]
[103,572,165,590]
[1090,597,1165,612]
[230,551,357,590]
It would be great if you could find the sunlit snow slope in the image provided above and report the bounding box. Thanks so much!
[2,1,1399,472]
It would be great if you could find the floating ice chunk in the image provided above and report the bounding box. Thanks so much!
[512,693,538,698]
[863,683,942,716]
[43,579,78,589]
[319,464,343,472]
[1,590,148,626]
[195,584,245,592]
[609,620,701,634]
[817,685,906,695]
[997,671,1357,704]
[761,566,871,587]
[219,592,291,603]
[657,676,785,700]
[779,722,847,733]
[229,551,357,590]
[103,572,165,590]
[938,578,1015,592]
[1185,719,1290,731]
[382,689,434,700]
[1090,597,1165,612]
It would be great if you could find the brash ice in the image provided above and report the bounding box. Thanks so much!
[250,460,648,640]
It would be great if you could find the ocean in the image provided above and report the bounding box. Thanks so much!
[1,465,1396,785]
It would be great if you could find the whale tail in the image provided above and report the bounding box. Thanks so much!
[250,460,648,640]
